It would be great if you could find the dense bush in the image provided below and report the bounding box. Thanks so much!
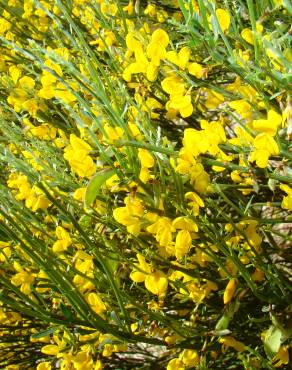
[0,0,291,369]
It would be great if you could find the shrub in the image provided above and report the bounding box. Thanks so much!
[0,1,291,369]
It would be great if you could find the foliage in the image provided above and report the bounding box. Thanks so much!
[0,0,291,369]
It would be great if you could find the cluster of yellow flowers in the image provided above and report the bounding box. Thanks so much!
[7,173,51,212]
[0,0,291,369]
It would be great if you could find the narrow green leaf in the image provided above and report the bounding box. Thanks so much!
[60,303,74,322]
[215,313,230,331]
[84,169,115,207]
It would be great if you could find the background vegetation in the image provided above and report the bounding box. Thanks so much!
[0,0,291,369]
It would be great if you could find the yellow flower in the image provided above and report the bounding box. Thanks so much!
[139,166,152,183]
[0,241,11,262]
[73,187,86,202]
[272,345,289,367]
[161,75,185,95]
[272,0,284,6]
[173,273,217,303]
[11,262,35,295]
[182,128,209,157]
[180,349,199,367]
[145,97,163,118]
[9,65,21,85]
[249,133,279,168]
[176,147,196,174]
[38,60,71,101]
[8,173,30,199]
[215,9,231,32]
[18,76,35,90]
[72,351,94,370]
[7,88,28,112]
[157,9,168,23]
[229,125,254,147]
[38,84,55,99]
[94,360,103,370]
[103,123,124,143]
[30,123,57,140]
[44,59,63,77]
[201,120,226,153]
[151,28,169,47]
[123,1,134,15]
[188,62,205,78]
[228,100,252,121]
[36,362,51,370]
[144,4,156,16]
[219,336,246,352]
[189,163,210,193]
[41,333,67,356]
[55,82,77,103]
[40,72,57,88]
[87,292,107,315]
[252,110,282,136]
[167,358,185,370]
[52,226,72,253]
[144,271,168,297]
[185,192,204,216]
[0,308,21,325]
[123,49,149,82]
[146,217,175,247]
[100,3,118,17]
[146,29,169,66]
[168,94,193,118]
[232,171,253,193]
[130,254,168,297]
[203,88,225,109]
[146,62,159,81]
[241,28,254,44]
[280,184,292,210]
[252,268,265,282]
[175,230,192,260]
[138,148,155,168]
[0,18,11,35]
[147,42,166,66]
[223,278,237,304]
[166,47,190,70]
[172,217,198,232]
[100,334,127,357]
[21,98,39,117]
[71,133,91,152]
[238,220,262,249]
[25,187,51,212]
[41,345,60,356]
[192,249,213,268]
[113,196,144,235]
[128,121,143,140]
[64,134,96,178]
[130,254,152,282]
